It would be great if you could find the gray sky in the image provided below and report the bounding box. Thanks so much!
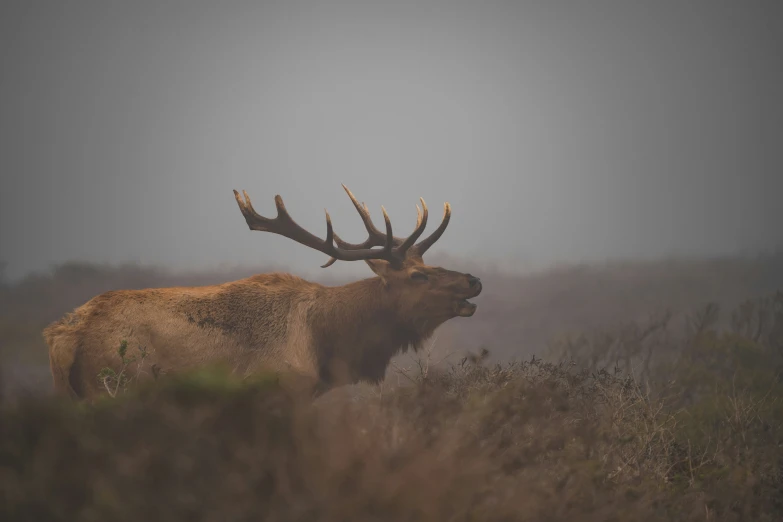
[1,1,781,281]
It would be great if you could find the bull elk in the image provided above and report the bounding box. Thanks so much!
[44,184,482,400]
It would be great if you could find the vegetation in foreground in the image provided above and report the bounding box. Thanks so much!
[1,291,782,522]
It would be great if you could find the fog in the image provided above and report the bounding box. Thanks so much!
[1,0,781,282]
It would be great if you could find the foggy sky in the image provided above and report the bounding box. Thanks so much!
[1,1,781,281]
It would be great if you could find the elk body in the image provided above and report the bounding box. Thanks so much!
[44,185,482,400]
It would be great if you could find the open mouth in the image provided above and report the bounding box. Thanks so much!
[456,299,478,317]
[455,281,482,317]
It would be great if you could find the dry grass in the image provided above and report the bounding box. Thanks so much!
[1,343,781,521]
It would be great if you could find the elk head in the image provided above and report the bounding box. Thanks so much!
[233,184,482,322]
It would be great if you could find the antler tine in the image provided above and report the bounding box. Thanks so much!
[323,199,425,268]
[335,185,389,248]
[327,184,408,250]
[234,189,327,250]
[335,185,429,249]
[233,189,400,267]
[412,202,451,255]
[395,197,429,255]
[380,205,394,253]
[322,186,436,265]
[320,257,338,268]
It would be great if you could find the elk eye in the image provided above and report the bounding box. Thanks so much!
[410,271,429,281]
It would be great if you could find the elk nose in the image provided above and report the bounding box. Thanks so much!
[467,275,481,287]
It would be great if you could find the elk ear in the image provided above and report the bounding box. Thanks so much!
[364,259,392,283]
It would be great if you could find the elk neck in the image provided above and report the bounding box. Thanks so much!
[309,276,435,384]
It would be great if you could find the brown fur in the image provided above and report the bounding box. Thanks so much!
[43,256,482,400]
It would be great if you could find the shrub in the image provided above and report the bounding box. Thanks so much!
[1,348,781,522]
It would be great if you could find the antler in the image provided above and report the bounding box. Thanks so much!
[233,185,448,268]
[323,185,451,266]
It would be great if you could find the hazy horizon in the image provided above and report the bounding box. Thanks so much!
[2,1,781,282]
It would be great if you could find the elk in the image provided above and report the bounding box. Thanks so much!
[43,184,482,400]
